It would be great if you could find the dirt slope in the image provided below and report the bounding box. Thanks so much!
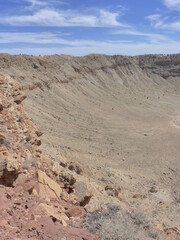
[0,74,99,240]
[0,54,180,239]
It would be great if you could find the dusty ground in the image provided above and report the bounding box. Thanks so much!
[0,74,99,240]
[0,54,180,239]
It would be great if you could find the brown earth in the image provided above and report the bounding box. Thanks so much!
[0,54,180,239]
[0,75,98,240]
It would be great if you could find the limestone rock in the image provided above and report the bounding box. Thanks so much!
[33,203,69,223]
[14,94,26,104]
[37,170,62,200]
[6,154,21,173]
[0,153,22,186]
[0,134,5,142]
[75,180,93,206]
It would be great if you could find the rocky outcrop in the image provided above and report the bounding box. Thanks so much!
[0,74,98,240]
[0,74,40,186]
[138,54,180,79]
[0,54,180,93]
[36,170,62,200]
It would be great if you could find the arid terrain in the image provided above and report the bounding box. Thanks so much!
[0,54,180,240]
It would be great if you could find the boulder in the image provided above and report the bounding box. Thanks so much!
[33,203,69,223]
[75,180,93,206]
[65,205,85,218]
[37,170,62,200]
[0,153,22,186]
[6,154,21,173]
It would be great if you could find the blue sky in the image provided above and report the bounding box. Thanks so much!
[0,0,180,56]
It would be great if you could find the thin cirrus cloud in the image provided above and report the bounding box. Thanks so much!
[0,8,126,27]
[2,40,180,56]
[163,0,180,10]
[146,0,180,31]
[112,29,171,44]
[147,14,180,31]
[0,32,71,44]
[0,30,172,47]
[2,31,178,57]
[0,32,131,46]
[25,0,47,8]
[1,31,177,57]
[24,0,68,10]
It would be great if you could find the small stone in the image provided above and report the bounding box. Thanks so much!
[61,220,67,227]
[0,134,5,142]
[149,186,158,193]
[105,186,119,198]
[0,101,3,111]
[25,135,32,142]
[14,94,26,104]
[66,205,85,218]
[35,129,43,137]
[34,139,41,146]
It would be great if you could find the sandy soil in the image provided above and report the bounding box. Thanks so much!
[0,54,180,239]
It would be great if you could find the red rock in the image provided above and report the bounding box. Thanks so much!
[66,205,85,218]
[0,74,99,240]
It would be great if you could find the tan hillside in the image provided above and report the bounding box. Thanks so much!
[0,54,180,239]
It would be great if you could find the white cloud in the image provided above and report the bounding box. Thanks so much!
[147,14,180,31]
[147,1,180,31]
[24,0,67,10]
[0,32,72,44]
[163,0,180,10]
[25,0,47,8]
[165,21,180,30]
[0,32,130,46]
[112,29,170,43]
[99,10,121,26]
[0,8,125,27]
[146,15,164,28]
